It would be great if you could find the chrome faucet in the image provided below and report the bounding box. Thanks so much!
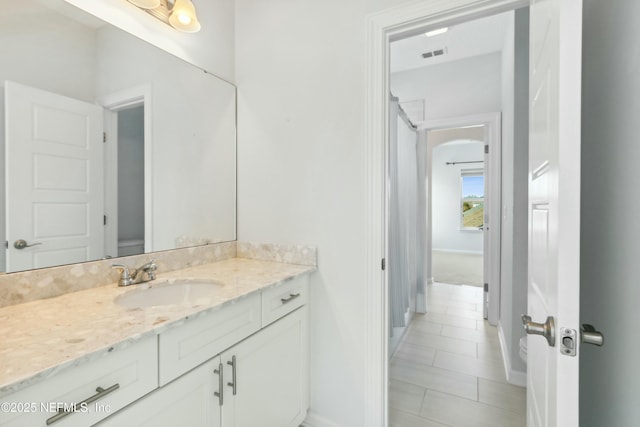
[112,259,158,287]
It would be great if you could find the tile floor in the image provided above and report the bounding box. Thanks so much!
[389,282,526,427]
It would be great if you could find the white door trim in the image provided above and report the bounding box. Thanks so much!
[364,1,528,425]
[98,85,153,256]
[420,112,502,325]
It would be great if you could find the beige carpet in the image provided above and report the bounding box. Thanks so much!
[432,250,484,287]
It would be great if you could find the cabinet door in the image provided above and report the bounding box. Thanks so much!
[96,358,222,427]
[222,307,308,427]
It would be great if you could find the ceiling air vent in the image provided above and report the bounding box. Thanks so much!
[422,47,447,59]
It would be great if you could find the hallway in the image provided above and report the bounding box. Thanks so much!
[389,283,526,426]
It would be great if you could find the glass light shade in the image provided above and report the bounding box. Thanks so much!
[128,0,161,10]
[169,0,201,33]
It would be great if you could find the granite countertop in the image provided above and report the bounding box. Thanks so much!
[0,258,315,397]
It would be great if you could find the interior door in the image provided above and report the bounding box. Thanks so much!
[526,0,582,426]
[5,81,104,272]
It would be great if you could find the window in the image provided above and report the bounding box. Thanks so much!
[460,170,484,230]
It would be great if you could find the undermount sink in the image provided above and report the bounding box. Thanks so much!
[114,280,224,308]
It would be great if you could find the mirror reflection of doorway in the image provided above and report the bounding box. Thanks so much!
[431,138,485,288]
[116,105,145,257]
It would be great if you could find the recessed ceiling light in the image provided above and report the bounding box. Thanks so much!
[425,27,448,37]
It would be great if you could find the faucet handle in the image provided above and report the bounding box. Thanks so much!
[137,259,157,281]
[112,264,134,286]
[146,259,157,280]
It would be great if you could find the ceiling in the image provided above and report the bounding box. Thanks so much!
[390,11,512,74]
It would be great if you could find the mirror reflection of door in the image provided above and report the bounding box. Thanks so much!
[116,106,145,257]
[4,81,104,272]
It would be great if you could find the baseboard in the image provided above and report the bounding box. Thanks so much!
[432,248,483,255]
[302,411,342,427]
[497,323,527,387]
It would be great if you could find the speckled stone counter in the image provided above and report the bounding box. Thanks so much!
[0,258,315,397]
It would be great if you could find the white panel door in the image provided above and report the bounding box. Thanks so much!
[5,81,104,272]
[527,0,582,426]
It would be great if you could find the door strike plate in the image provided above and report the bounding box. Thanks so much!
[560,327,577,357]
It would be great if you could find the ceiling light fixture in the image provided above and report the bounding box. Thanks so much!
[425,27,448,37]
[128,0,201,33]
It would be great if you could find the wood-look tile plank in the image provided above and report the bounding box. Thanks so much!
[478,378,526,415]
[420,390,525,427]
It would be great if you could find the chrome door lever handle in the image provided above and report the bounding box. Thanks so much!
[522,314,556,347]
[13,239,42,250]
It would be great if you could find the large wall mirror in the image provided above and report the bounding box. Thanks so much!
[0,0,236,273]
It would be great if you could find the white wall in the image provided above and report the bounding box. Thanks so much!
[235,0,414,425]
[390,52,503,122]
[0,9,96,100]
[581,0,640,424]
[431,141,484,253]
[63,0,235,82]
[498,9,528,381]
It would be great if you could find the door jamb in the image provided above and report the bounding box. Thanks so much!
[98,85,153,257]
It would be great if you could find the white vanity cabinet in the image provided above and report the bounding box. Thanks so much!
[98,306,308,427]
[98,275,309,427]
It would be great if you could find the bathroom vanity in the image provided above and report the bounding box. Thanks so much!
[0,257,313,427]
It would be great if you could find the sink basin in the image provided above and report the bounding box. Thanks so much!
[115,280,224,308]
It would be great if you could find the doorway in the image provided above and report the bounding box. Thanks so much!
[367,2,524,425]
[430,136,485,288]
[115,105,145,257]
[100,85,153,259]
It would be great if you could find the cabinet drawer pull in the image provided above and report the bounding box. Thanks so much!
[45,383,120,425]
[280,293,301,304]
[214,363,224,406]
[227,355,237,395]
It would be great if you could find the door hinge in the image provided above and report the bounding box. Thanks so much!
[103,215,107,225]
[4,241,7,249]
[103,132,107,143]
[381,258,386,271]
[484,144,489,154]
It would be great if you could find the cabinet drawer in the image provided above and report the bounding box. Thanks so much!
[261,275,308,327]
[158,292,261,385]
[1,337,157,427]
